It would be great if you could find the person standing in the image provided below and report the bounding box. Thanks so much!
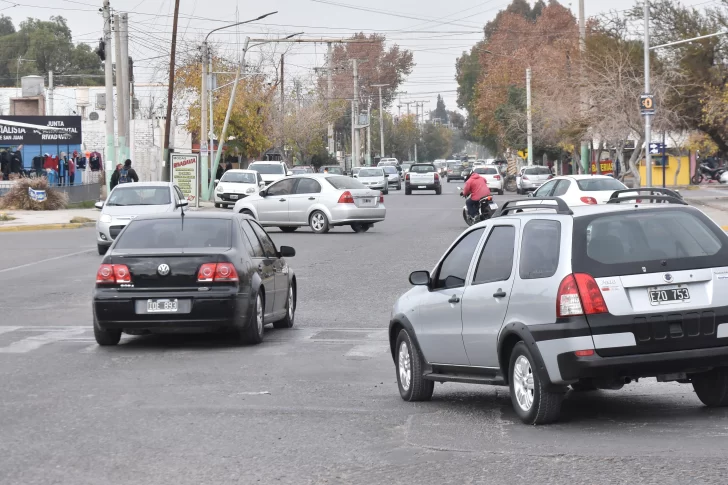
[118,159,139,184]
[68,157,76,185]
[216,162,224,181]
[10,145,22,175]
[109,163,123,190]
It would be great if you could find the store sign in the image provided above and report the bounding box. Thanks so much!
[591,160,615,175]
[0,116,82,144]
[171,153,198,202]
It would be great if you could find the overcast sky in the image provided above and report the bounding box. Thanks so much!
[4,0,719,114]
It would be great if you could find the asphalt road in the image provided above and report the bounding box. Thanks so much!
[2,183,728,484]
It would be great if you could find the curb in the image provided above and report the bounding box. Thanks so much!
[0,222,95,232]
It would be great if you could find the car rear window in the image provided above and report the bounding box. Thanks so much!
[250,163,285,174]
[359,168,383,177]
[410,165,435,173]
[576,178,625,191]
[475,168,498,175]
[115,219,232,249]
[573,209,728,277]
[520,220,561,279]
[326,176,367,190]
[220,172,256,184]
[383,166,398,174]
[524,167,551,175]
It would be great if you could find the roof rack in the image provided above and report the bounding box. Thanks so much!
[608,188,686,205]
[494,197,573,217]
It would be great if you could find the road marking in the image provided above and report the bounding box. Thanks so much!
[0,327,86,353]
[0,249,94,274]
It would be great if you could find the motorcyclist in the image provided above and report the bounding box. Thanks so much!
[461,171,491,217]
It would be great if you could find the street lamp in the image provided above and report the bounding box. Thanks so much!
[200,11,277,202]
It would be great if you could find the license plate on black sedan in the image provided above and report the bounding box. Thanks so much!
[147,299,178,313]
[649,286,690,305]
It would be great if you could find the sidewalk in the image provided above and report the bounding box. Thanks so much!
[684,196,728,229]
[0,208,100,232]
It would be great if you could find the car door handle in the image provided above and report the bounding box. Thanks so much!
[308,197,316,200]
[448,295,461,304]
[279,198,286,202]
[493,290,507,298]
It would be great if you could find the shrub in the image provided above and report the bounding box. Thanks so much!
[0,178,68,211]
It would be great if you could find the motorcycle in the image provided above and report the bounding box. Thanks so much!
[692,162,727,184]
[458,187,498,226]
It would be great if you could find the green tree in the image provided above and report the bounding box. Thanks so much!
[432,94,448,124]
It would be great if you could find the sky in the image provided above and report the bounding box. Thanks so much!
[2,0,722,116]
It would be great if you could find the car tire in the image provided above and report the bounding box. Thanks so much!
[692,368,728,407]
[309,210,330,234]
[351,223,371,233]
[396,329,434,402]
[215,203,221,208]
[241,292,265,345]
[435,187,442,195]
[446,178,451,183]
[279,227,298,233]
[509,341,563,424]
[94,319,121,346]
[499,189,504,196]
[398,183,402,190]
[273,285,295,329]
[405,188,412,195]
[97,244,108,256]
[570,379,598,392]
[691,173,703,185]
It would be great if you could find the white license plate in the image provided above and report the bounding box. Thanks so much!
[230,194,239,200]
[418,186,426,189]
[649,286,690,305]
[359,198,375,206]
[489,203,498,210]
[147,299,178,313]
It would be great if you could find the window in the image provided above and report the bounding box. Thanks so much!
[552,180,571,197]
[115,219,232,249]
[533,180,558,197]
[473,226,516,285]
[240,220,265,257]
[249,221,278,258]
[359,168,384,177]
[267,179,298,196]
[524,167,552,176]
[576,178,626,191]
[106,186,171,207]
[323,166,343,175]
[257,173,263,184]
[410,165,436,173]
[326,176,367,190]
[474,167,498,175]
[383,166,398,174]
[250,163,285,174]
[221,171,257,184]
[296,178,321,194]
[520,220,561,279]
[434,229,485,289]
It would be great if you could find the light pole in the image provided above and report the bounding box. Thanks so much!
[372,84,389,158]
[201,11,277,202]
[643,2,652,187]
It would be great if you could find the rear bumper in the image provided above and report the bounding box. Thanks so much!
[406,182,440,190]
[329,206,386,225]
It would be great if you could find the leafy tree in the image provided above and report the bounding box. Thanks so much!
[420,123,453,160]
[431,94,448,124]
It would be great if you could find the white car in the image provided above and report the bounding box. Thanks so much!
[355,167,389,194]
[214,169,266,209]
[530,174,628,205]
[472,166,504,195]
[248,161,291,186]
[378,158,399,168]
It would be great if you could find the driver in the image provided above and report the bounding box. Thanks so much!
[461,171,491,217]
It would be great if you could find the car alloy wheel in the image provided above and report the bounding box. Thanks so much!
[513,355,535,412]
[398,341,412,392]
[256,294,264,336]
[287,287,294,321]
[309,211,329,234]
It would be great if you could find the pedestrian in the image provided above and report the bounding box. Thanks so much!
[118,159,139,184]
[225,161,233,172]
[10,145,22,174]
[109,163,123,190]
[68,157,76,185]
[58,152,67,186]
[0,150,8,180]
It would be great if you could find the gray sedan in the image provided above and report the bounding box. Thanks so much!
[382,165,402,190]
[232,174,386,234]
[95,182,188,255]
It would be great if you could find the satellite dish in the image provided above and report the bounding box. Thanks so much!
[89,112,99,121]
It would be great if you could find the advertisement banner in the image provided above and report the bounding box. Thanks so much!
[591,160,614,175]
[0,116,82,144]
[28,187,46,202]
[171,153,198,202]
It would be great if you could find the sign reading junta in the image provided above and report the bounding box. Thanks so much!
[0,116,82,144]
[171,153,198,202]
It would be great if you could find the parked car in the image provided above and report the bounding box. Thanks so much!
[356,167,390,194]
[389,192,728,424]
[248,161,291,186]
[214,169,266,209]
[233,174,386,234]
[446,160,466,182]
[405,163,441,195]
[530,175,627,206]
[473,166,504,195]
[516,166,553,194]
[319,165,344,175]
[95,182,185,255]
[382,165,402,190]
[92,211,297,346]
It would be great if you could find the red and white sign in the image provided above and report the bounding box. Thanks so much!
[171,153,198,201]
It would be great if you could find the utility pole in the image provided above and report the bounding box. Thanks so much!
[351,59,368,168]
[102,0,114,193]
[372,84,388,158]
[200,41,208,201]
[120,13,130,161]
[579,0,588,174]
[350,100,355,172]
[526,67,533,166]
[114,14,124,165]
[366,98,371,166]
[644,1,652,187]
[280,53,285,151]
[47,71,53,115]
[163,0,181,182]
[327,42,334,158]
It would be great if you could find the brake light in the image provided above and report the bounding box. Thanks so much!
[337,191,355,204]
[574,273,608,315]
[580,196,598,205]
[574,349,594,357]
[434,173,439,181]
[405,173,410,181]
[522,176,529,181]
[197,263,239,283]
[494,175,501,180]
[557,273,608,317]
[96,264,131,284]
[379,193,384,203]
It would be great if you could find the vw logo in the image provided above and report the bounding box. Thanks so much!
[663,273,674,283]
[157,264,170,276]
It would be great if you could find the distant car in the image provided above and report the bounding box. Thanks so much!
[215,169,266,209]
[516,166,553,194]
[433,160,448,178]
[291,166,314,175]
[319,165,344,175]
[473,166,504,195]
[530,175,627,205]
[356,167,389,194]
[233,174,386,234]
[401,163,412,174]
[92,212,297,346]
[405,163,441,195]
[446,161,466,182]
[95,182,185,256]
[248,161,290,186]
[382,165,402,190]
[378,158,399,168]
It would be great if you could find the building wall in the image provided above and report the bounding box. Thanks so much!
[638,156,691,186]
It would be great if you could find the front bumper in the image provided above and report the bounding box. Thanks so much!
[96,220,130,245]
[215,192,249,203]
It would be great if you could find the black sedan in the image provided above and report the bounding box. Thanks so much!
[92,211,297,346]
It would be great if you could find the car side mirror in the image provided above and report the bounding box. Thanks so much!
[287,171,293,176]
[409,270,430,286]
[527,192,534,198]
[259,189,267,197]
[278,245,296,258]
[214,179,219,185]
[94,201,104,210]
[259,181,265,188]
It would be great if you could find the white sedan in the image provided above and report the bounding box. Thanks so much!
[214,169,266,208]
[472,166,504,195]
[530,174,627,206]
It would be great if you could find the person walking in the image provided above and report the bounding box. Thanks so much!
[109,163,123,190]
[216,162,224,181]
[68,157,76,185]
[118,159,139,184]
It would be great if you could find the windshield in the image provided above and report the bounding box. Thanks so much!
[107,187,170,206]
[220,172,257,184]
[475,167,498,175]
[410,165,436,173]
[322,166,343,174]
[576,178,626,191]
[383,166,398,174]
[250,163,285,175]
[524,167,552,175]
[448,162,461,168]
[359,168,383,177]
[326,176,368,190]
[115,219,232,249]
[292,167,313,174]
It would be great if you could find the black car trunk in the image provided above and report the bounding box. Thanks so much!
[111,249,225,290]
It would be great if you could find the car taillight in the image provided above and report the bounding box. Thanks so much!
[434,173,439,181]
[557,273,608,317]
[574,349,594,357]
[197,263,239,283]
[379,193,384,203]
[522,176,529,180]
[580,197,598,205]
[494,175,501,180]
[405,173,410,181]
[96,264,131,284]
[338,191,355,204]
